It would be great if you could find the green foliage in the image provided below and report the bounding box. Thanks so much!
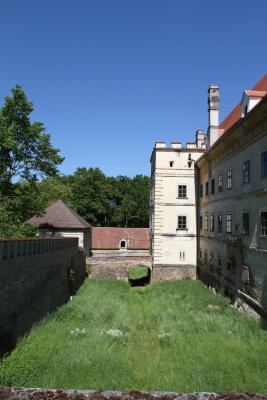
[68,266,75,282]
[128,265,149,280]
[0,85,64,196]
[0,86,64,237]
[70,167,112,226]
[0,87,150,234]
[1,280,266,392]
[49,168,150,228]
[37,177,72,207]
[109,174,150,227]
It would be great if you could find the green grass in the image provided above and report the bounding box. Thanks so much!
[128,265,149,280]
[1,280,267,392]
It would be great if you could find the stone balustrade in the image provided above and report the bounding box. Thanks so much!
[0,237,78,261]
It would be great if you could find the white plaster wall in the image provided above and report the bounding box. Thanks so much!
[38,229,90,255]
[151,146,204,267]
[160,236,197,265]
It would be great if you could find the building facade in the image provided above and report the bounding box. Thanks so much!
[150,136,205,282]
[197,76,267,318]
[150,74,267,317]
[27,200,92,257]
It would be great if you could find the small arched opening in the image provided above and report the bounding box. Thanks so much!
[120,239,127,249]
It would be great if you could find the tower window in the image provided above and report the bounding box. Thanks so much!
[170,161,174,167]
[178,185,187,198]
[177,216,187,230]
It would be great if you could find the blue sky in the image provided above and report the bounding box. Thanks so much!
[1,0,267,178]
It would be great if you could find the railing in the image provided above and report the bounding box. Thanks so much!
[0,237,78,261]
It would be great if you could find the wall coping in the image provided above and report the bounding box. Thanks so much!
[0,237,77,242]
[1,388,266,400]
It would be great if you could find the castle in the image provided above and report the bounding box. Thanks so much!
[150,74,267,318]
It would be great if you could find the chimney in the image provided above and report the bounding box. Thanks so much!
[207,85,220,148]
[195,130,205,149]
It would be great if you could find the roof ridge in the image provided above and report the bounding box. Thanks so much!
[219,73,267,135]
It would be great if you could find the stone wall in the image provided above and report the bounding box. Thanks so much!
[88,256,151,280]
[0,238,86,357]
[151,265,196,283]
[1,387,266,400]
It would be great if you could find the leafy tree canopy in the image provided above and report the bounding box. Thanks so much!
[35,169,150,228]
[0,86,64,237]
[0,85,64,197]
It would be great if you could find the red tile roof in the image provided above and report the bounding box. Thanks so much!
[219,74,267,137]
[91,227,150,250]
[244,90,267,98]
[27,200,92,229]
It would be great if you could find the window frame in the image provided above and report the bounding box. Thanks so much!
[218,175,223,192]
[243,160,250,183]
[226,214,232,233]
[260,211,267,236]
[242,212,250,235]
[210,215,215,232]
[209,252,214,265]
[211,178,215,194]
[261,151,267,177]
[204,214,208,230]
[177,215,187,230]
[217,213,222,232]
[227,170,232,189]
[178,185,187,199]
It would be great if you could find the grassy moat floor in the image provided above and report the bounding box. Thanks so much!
[0,280,266,393]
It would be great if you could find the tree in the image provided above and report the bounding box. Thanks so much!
[0,85,64,197]
[110,175,150,227]
[0,86,64,237]
[71,168,113,226]
[37,177,72,208]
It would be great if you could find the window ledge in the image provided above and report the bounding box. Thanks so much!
[176,197,188,199]
[176,228,188,231]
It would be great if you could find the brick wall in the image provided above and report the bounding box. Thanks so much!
[0,238,86,356]
[87,256,151,280]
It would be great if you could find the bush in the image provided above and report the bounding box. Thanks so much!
[128,265,149,280]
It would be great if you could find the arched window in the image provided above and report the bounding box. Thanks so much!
[120,239,126,249]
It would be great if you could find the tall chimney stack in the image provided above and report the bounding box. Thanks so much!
[207,85,220,149]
